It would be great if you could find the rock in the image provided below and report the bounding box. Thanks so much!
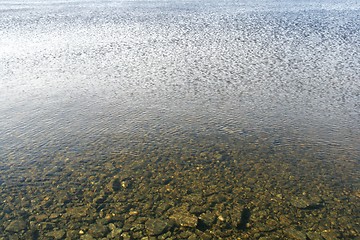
[106,178,122,192]
[188,233,198,240]
[321,231,340,240]
[121,232,132,240]
[291,196,323,210]
[80,234,95,240]
[170,212,198,228]
[65,206,88,218]
[5,220,27,232]
[284,228,307,240]
[156,202,171,214]
[199,211,216,227]
[46,230,66,239]
[88,223,109,238]
[145,219,170,236]
[108,228,122,238]
[307,232,325,240]
[34,214,48,222]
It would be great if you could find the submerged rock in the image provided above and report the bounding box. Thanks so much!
[170,212,198,228]
[290,196,323,210]
[46,230,66,239]
[145,219,171,236]
[307,232,325,240]
[88,223,109,238]
[5,220,27,233]
[284,228,307,240]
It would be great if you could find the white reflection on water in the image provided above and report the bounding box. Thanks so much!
[0,0,359,162]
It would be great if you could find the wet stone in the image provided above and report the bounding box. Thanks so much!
[5,220,27,233]
[321,231,340,240]
[156,202,172,214]
[291,196,323,209]
[34,214,48,222]
[88,223,109,238]
[45,230,66,239]
[199,212,216,227]
[307,232,325,240]
[121,232,132,240]
[80,234,95,240]
[107,178,122,192]
[284,228,307,240]
[170,212,198,228]
[65,206,88,218]
[145,219,170,236]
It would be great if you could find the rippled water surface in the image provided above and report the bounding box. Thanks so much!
[0,0,359,239]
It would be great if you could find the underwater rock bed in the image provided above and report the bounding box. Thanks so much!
[0,133,358,240]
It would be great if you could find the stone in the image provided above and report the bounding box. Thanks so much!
[34,214,48,222]
[107,178,122,192]
[145,219,170,236]
[291,196,323,210]
[121,232,132,240]
[199,211,216,227]
[65,206,88,218]
[170,212,198,227]
[80,234,95,240]
[5,220,27,233]
[46,230,66,239]
[321,231,340,240]
[88,223,109,238]
[307,232,325,240]
[284,228,307,240]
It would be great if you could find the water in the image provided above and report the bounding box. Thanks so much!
[0,0,359,239]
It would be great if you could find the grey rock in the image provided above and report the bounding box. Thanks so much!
[5,220,27,233]
[145,219,170,236]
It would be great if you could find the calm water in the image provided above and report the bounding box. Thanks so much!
[0,0,359,239]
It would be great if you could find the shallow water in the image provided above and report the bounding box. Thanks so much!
[0,0,359,239]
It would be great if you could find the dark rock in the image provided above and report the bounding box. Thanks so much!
[88,223,109,238]
[107,178,122,192]
[145,219,171,236]
[5,220,27,233]
[321,231,340,240]
[199,212,216,227]
[156,202,171,214]
[307,232,325,240]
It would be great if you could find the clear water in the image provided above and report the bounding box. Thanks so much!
[0,0,359,239]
